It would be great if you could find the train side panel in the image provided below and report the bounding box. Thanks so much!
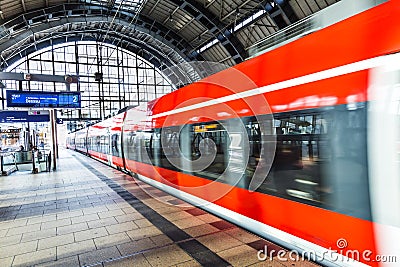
[66,1,400,266]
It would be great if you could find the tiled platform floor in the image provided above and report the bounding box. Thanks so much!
[0,149,320,267]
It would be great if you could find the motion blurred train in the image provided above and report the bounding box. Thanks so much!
[67,1,400,266]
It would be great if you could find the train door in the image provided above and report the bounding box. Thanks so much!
[85,127,89,155]
[368,53,400,265]
[106,128,113,166]
[120,129,127,171]
[110,131,124,169]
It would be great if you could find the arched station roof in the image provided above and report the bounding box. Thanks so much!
[0,0,340,86]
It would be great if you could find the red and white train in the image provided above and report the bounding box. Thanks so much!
[67,1,400,266]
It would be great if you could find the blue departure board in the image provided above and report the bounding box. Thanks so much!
[0,111,50,123]
[6,90,81,108]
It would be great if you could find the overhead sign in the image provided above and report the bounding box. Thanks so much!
[0,111,50,123]
[6,90,81,108]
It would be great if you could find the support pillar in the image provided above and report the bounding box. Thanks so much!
[50,109,57,171]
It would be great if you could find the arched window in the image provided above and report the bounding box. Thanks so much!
[3,41,174,128]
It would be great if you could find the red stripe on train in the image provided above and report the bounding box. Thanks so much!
[112,156,124,168]
[88,150,108,163]
[151,70,369,128]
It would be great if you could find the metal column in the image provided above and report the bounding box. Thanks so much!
[50,109,57,171]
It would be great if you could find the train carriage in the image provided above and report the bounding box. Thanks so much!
[67,1,400,266]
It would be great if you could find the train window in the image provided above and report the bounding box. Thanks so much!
[121,107,370,220]
[77,136,85,149]
[90,137,95,152]
[142,132,153,164]
[88,137,93,151]
[123,131,152,164]
[254,107,371,220]
[148,123,229,176]
[126,132,137,161]
[111,134,120,157]
[95,136,100,152]
[162,128,180,157]
[191,122,228,178]
[149,130,159,165]
[98,136,103,153]
[157,127,181,171]
[100,135,109,154]
[257,113,328,200]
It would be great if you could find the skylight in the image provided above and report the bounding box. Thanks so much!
[232,10,267,32]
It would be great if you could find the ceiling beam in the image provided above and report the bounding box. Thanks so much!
[168,0,247,62]
[21,0,27,12]
[148,0,162,15]
[220,0,253,22]
[0,72,78,83]
[162,7,179,24]
[107,0,117,8]
[219,0,224,19]
[0,23,200,85]
[1,3,203,63]
[178,17,195,33]
[205,0,217,9]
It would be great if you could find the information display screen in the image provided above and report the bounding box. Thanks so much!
[0,111,50,123]
[6,90,81,108]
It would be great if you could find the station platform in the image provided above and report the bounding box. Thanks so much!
[0,149,320,267]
